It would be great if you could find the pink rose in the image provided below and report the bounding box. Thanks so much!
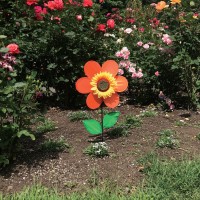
[34,6,47,20]
[107,19,115,29]
[76,15,82,21]
[143,44,150,49]
[118,69,124,75]
[155,71,159,76]
[6,43,20,54]
[137,41,143,46]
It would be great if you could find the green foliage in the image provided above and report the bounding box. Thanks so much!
[138,154,200,199]
[124,115,142,128]
[68,111,90,122]
[175,120,187,127]
[107,126,129,137]
[0,50,42,165]
[156,129,179,148]
[36,119,56,134]
[40,139,69,152]
[84,142,109,157]
[139,109,158,118]
[196,133,200,140]
[0,0,199,108]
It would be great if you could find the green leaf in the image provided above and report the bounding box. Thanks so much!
[103,111,120,129]
[17,130,35,140]
[83,119,102,135]
[88,16,94,22]
[64,31,75,38]
[13,82,26,88]
[0,47,9,53]
[0,35,7,39]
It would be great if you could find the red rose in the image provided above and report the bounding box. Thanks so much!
[26,0,38,6]
[83,0,93,7]
[6,43,20,54]
[97,24,106,32]
[126,18,135,24]
[107,19,115,29]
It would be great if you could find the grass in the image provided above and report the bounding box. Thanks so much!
[40,138,69,152]
[2,154,200,199]
[138,153,200,200]
[156,129,179,148]
[68,111,90,122]
[36,118,56,134]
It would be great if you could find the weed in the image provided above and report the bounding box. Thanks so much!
[124,115,142,128]
[68,111,90,122]
[84,142,109,157]
[107,126,129,137]
[196,133,200,140]
[88,168,99,187]
[36,119,56,134]
[40,139,69,152]
[139,109,158,118]
[156,129,179,148]
[175,120,187,126]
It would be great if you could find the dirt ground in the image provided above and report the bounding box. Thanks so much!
[0,104,200,194]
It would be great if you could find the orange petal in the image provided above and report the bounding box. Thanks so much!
[115,76,128,92]
[104,93,119,108]
[102,60,119,76]
[84,61,101,78]
[86,93,103,109]
[76,77,91,94]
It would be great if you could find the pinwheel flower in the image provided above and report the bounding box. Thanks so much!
[76,60,128,109]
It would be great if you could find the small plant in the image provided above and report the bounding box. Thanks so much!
[196,133,200,140]
[84,142,109,157]
[40,139,69,152]
[68,111,90,122]
[36,119,56,134]
[156,129,179,149]
[107,125,129,137]
[139,109,158,118]
[88,168,99,187]
[175,120,187,127]
[124,115,142,128]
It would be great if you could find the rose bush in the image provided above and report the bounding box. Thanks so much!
[0,0,199,108]
[0,38,42,166]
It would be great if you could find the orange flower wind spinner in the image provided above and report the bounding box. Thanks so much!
[76,60,128,109]
[75,60,128,141]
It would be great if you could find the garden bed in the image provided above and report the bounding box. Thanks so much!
[1,104,200,194]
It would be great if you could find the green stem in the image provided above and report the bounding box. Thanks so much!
[101,105,104,142]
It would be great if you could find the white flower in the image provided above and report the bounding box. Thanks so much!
[116,38,123,44]
[124,28,133,34]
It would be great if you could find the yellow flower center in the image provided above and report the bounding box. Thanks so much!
[90,72,117,99]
